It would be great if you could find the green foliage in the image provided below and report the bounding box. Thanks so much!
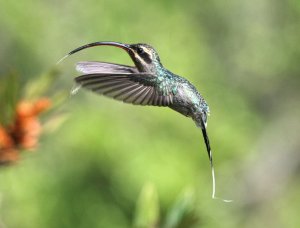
[23,68,60,100]
[134,183,160,228]
[163,188,197,228]
[0,73,20,125]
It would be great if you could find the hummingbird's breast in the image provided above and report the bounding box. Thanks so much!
[167,74,209,121]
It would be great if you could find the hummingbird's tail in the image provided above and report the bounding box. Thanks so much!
[197,115,232,202]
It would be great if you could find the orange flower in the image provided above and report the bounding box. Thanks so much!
[0,125,19,164]
[0,125,14,148]
[14,98,51,149]
[0,148,19,164]
[0,98,52,165]
[13,116,41,149]
[16,101,36,118]
[33,98,51,115]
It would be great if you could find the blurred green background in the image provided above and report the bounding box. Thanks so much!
[1,0,300,227]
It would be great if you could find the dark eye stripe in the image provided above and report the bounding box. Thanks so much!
[140,52,152,64]
[136,47,152,64]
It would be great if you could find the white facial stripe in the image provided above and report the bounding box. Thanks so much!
[133,53,147,66]
[134,53,145,62]
[143,48,152,57]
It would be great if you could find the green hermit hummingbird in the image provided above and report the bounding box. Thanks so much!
[59,41,230,202]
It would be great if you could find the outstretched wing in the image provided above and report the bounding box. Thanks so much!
[74,73,173,106]
[76,61,138,74]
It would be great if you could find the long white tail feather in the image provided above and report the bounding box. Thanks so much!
[198,115,232,202]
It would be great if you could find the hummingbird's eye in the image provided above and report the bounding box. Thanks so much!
[137,47,145,55]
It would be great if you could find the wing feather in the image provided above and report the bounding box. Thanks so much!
[131,87,150,104]
[76,61,138,74]
[140,87,152,105]
[122,86,146,104]
[74,73,173,107]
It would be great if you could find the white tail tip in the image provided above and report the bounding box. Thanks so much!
[211,165,233,203]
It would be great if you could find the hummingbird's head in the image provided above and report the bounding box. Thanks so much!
[127,43,163,73]
[64,41,163,74]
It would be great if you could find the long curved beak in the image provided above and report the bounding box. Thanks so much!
[57,41,131,64]
[68,41,131,55]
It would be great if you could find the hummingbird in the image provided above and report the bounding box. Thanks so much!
[59,41,230,202]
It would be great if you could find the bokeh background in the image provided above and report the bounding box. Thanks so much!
[1,0,300,227]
